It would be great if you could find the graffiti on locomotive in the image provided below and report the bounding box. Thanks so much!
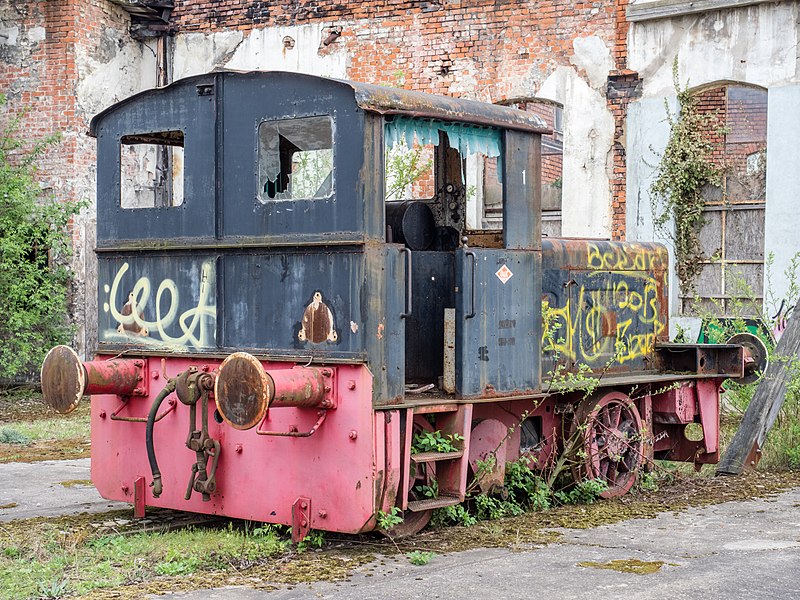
[100,259,216,349]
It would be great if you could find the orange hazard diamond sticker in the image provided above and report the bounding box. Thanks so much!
[495,264,513,284]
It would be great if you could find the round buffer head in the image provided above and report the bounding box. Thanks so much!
[728,332,769,385]
[215,352,273,430]
[40,345,85,414]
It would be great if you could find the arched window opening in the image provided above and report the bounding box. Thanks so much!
[683,84,767,318]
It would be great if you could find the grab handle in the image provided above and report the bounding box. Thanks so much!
[400,247,412,318]
[465,250,476,319]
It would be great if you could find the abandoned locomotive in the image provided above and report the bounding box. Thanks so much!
[41,71,753,539]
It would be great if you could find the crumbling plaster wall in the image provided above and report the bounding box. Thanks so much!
[625,2,800,332]
[0,1,155,360]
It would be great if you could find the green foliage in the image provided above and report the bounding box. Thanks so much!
[385,138,432,203]
[406,550,436,566]
[296,530,325,552]
[431,504,477,528]
[411,430,464,454]
[376,507,404,530]
[0,95,82,379]
[553,479,608,505]
[154,549,200,576]
[650,59,725,295]
[0,427,29,445]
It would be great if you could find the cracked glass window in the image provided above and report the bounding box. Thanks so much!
[257,116,333,202]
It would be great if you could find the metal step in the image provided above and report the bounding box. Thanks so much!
[411,450,463,463]
[407,495,461,512]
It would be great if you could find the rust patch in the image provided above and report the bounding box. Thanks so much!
[116,292,150,337]
[298,292,338,344]
[215,352,272,430]
[40,345,85,414]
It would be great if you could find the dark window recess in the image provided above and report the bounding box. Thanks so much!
[120,130,185,209]
[257,116,333,201]
[520,416,543,453]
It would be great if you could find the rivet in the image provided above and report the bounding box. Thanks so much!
[324,385,332,393]
[121,484,129,494]
[99,410,107,419]
[235,444,243,454]
[202,364,210,372]
[321,368,333,377]
[349,430,358,440]
[347,380,356,390]
[318,510,327,518]
[301,501,308,510]
[134,360,144,367]
[151,370,159,380]
[301,519,308,527]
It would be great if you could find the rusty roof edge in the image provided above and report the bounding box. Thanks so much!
[89,71,550,137]
[348,81,550,133]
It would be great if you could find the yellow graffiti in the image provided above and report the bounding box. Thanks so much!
[543,274,666,365]
[105,261,216,349]
[587,243,662,272]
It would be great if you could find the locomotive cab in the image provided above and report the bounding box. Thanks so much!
[87,70,549,405]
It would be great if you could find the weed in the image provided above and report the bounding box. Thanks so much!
[411,430,463,454]
[376,507,404,530]
[296,530,325,553]
[554,479,608,505]
[406,550,436,566]
[0,428,29,445]
[154,549,200,576]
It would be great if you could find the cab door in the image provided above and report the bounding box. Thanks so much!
[454,248,540,397]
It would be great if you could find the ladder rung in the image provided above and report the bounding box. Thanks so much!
[407,495,461,512]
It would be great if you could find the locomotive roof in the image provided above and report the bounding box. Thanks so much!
[88,70,549,136]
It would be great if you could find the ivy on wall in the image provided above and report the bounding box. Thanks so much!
[650,60,725,296]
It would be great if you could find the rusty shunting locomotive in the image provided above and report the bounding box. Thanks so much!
[41,71,755,539]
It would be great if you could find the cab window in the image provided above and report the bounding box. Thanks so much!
[257,116,333,202]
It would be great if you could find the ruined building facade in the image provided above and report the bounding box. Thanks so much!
[1,0,797,357]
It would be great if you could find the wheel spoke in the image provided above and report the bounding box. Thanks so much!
[611,404,622,429]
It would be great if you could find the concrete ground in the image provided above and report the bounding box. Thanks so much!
[160,488,800,600]
[2,459,799,599]
[0,458,125,521]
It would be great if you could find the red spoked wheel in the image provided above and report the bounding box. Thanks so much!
[570,391,644,498]
[383,415,436,538]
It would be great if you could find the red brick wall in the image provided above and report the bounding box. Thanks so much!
[1,1,131,205]
[173,1,625,101]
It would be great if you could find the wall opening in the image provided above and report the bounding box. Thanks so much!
[682,84,767,317]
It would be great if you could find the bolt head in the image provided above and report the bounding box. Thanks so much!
[99,410,107,419]
[235,444,243,454]
[301,519,308,527]
[318,510,327,518]
[301,501,308,510]
[347,380,356,390]
[349,430,358,440]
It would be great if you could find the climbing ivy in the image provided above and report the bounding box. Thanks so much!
[650,60,725,296]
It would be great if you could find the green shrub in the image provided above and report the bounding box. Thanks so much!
[0,95,82,379]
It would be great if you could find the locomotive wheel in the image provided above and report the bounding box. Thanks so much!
[383,415,436,538]
[570,391,644,499]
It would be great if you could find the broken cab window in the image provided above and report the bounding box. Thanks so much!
[120,131,185,209]
[258,116,334,202]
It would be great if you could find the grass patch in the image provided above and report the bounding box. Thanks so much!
[0,516,293,599]
[1,415,89,443]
